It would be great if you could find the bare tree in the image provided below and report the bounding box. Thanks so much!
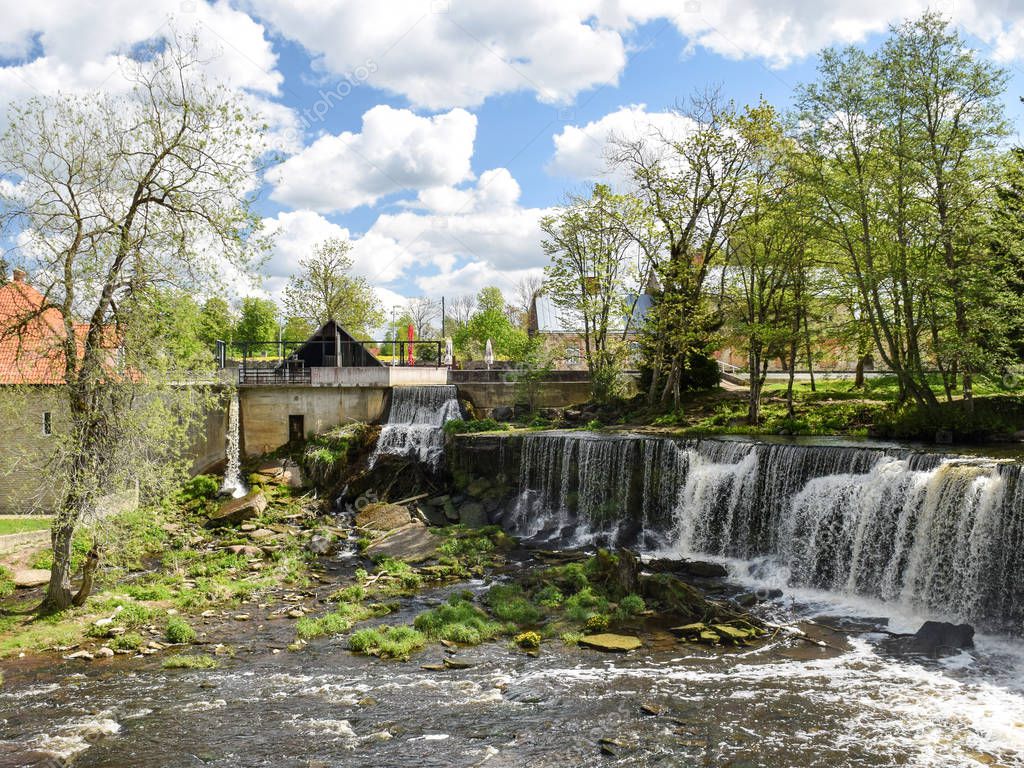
[445,294,476,329]
[0,34,268,611]
[405,297,440,337]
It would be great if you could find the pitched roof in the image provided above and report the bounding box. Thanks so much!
[0,275,88,385]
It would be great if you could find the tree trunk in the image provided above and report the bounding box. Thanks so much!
[40,518,76,613]
[72,546,100,607]
[854,356,865,389]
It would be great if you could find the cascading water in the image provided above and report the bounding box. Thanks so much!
[221,392,246,499]
[371,385,461,468]
[499,431,1024,632]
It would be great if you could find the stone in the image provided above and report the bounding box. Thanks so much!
[421,505,448,527]
[65,651,94,660]
[909,621,974,655]
[491,405,514,421]
[248,529,276,541]
[306,535,334,556]
[426,495,450,507]
[578,633,643,653]
[95,647,115,658]
[640,702,663,716]
[355,502,412,532]
[362,522,439,563]
[240,524,257,532]
[443,500,460,523]
[205,492,267,529]
[442,657,475,669]
[645,558,728,579]
[287,609,305,619]
[12,569,50,588]
[458,501,488,528]
[224,545,263,557]
[465,477,491,498]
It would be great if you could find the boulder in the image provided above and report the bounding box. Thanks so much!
[645,558,728,579]
[355,502,412,532]
[640,573,738,623]
[443,500,460,523]
[458,502,488,528]
[491,405,514,421]
[909,621,975,655]
[362,522,439,563]
[205,492,267,529]
[578,633,642,652]
[306,535,334,556]
[13,569,50,588]
[465,477,491,498]
[223,545,263,557]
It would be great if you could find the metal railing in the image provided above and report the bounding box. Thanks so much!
[238,362,311,385]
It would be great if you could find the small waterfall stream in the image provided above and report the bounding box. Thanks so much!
[371,385,461,468]
[500,431,1024,631]
[220,391,246,498]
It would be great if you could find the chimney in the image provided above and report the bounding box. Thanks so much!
[12,268,26,283]
[0,259,7,285]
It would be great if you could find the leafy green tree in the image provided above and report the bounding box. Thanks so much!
[283,238,383,337]
[542,184,644,403]
[0,35,267,611]
[281,315,314,343]
[453,287,529,361]
[197,297,236,350]
[234,298,279,356]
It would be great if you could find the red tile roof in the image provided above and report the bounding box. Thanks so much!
[0,275,90,385]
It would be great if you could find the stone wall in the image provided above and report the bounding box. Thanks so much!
[454,381,593,416]
[239,385,390,456]
[0,387,66,514]
[190,390,230,474]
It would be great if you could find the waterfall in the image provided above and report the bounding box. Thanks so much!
[221,392,246,499]
[500,431,1024,631]
[371,385,462,468]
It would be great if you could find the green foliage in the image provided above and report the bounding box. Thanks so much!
[584,614,610,633]
[413,596,503,645]
[534,585,564,608]
[234,297,279,347]
[295,602,378,640]
[444,418,509,435]
[560,631,584,647]
[0,517,50,536]
[165,616,197,644]
[485,584,542,626]
[452,287,529,361]
[162,654,219,670]
[283,238,384,337]
[0,568,14,599]
[180,475,219,502]
[514,630,541,649]
[618,594,646,616]
[116,602,157,630]
[348,625,426,660]
[197,297,236,349]
[563,587,610,624]
[110,632,145,651]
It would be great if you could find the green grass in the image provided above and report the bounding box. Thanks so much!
[0,568,14,599]
[413,596,503,645]
[165,616,196,644]
[295,602,382,640]
[162,654,219,670]
[485,584,542,626]
[348,625,426,660]
[0,517,50,536]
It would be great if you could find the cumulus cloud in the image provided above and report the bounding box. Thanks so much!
[267,105,477,213]
[246,0,627,109]
[549,104,696,182]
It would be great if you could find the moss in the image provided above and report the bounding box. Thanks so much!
[165,616,196,644]
[348,625,426,660]
[563,587,610,624]
[123,583,176,601]
[485,584,542,626]
[179,475,219,502]
[617,593,646,617]
[295,602,381,640]
[162,654,219,670]
[110,632,145,651]
[443,419,510,436]
[413,596,503,645]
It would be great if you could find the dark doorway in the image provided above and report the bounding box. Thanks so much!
[288,414,305,443]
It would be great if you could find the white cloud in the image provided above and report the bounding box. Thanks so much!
[246,0,627,109]
[549,104,696,181]
[267,105,477,213]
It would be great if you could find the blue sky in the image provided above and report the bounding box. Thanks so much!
[2,1,1024,314]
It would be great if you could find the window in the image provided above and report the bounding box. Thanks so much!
[42,411,52,436]
[565,345,581,365]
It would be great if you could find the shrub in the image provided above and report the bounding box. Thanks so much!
[443,419,509,435]
[560,631,584,647]
[534,585,564,608]
[116,602,156,630]
[564,587,609,623]
[165,616,197,644]
[584,614,610,633]
[180,475,219,501]
[618,594,646,616]
[295,602,378,639]
[110,632,145,651]
[413,597,502,645]
[514,631,541,650]
[486,584,542,626]
[348,625,425,660]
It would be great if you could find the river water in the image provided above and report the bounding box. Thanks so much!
[3,428,1024,767]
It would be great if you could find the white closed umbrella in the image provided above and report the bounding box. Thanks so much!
[443,337,453,366]
[484,339,494,369]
